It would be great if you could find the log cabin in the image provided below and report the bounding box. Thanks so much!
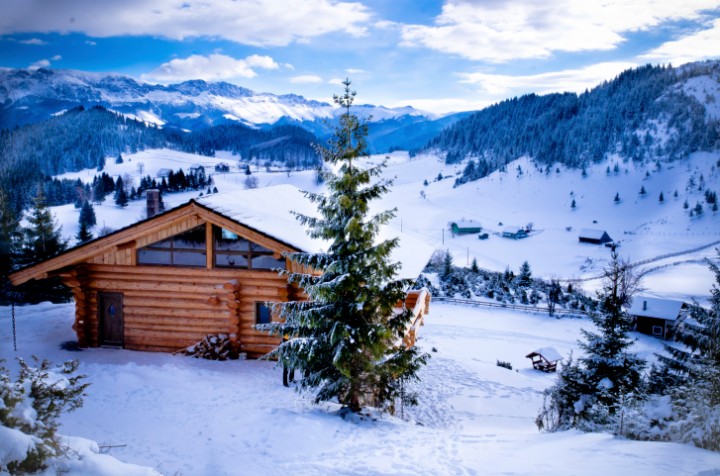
[9,185,432,357]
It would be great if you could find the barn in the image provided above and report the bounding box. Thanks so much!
[450,220,482,236]
[9,185,433,357]
[502,226,527,239]
[578,228,613,245]
[627,296,686,339]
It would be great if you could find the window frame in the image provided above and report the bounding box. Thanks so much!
[137,224,207,268]
[255,302,273,325]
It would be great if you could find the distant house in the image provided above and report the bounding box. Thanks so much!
[156,168,172,178]
[502,226,527,239]
[628,296,686,339]
[450,220,482,236]
[526,347,563,372]
[578,229,612,245]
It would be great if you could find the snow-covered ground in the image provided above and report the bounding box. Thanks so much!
[2,302,720,475]
[52,148,720,303]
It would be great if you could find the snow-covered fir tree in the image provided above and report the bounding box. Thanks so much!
[261,80,428,414]
[652,251,720,450]
[538,250,645,431]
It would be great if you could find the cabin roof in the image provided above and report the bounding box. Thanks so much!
[10,184,434,285]
[502,226,524,235]
[579,228,610,240]
[627,296,685,321]
[451,219,482,229]
[526,347,563,362]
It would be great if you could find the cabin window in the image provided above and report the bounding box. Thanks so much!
[137,224,207,267]
[652,325,664,336]
[256,302,272,324]
[213,226,285,270]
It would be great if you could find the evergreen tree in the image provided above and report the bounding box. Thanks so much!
[75,220,93,244]
[571,198,576,209]
[79,200,97,229]
[547,279,562,316]
[639,186,646,196]
[441,250,454,280]
[470,257,479,274]
[654,252,720,450]
[538,251,645,431]
[0,188,23,303]
[18,187,70,303]
[614,193,620,203]
[92,177,106,204]
[261,80,428,414]
[517,261,532,287]
[659,192,664,203]
[114,177,128,207]
[21,187,66,265]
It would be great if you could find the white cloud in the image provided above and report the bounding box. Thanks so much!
[401,0,718,62]
[458,62,638,96]
[1,0,372,47]
[290,74,323,84]
[19,38,46,45]
[328,78,345,86]
[345,68,365,74]
[142,54,279,83]
[85,40,96,46]
[641,18,720,65]
[28,59,50,70]
[51,54,62,61]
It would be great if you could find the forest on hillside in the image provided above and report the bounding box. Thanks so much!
[0,106,319,214]
[424,63,720,186]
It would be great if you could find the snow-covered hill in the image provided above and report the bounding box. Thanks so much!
[0,68,431,131]
[50,147,720,304]
[3,301,720,475]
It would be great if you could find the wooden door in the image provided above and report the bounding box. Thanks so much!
[98,292,124,347]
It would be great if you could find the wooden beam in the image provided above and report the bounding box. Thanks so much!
[206,222,213,269]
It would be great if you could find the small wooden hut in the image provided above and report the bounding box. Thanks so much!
[502,226,527,239]
[628,296,686,339]
[9,185,432,357]
[525,347,563,372]
[578,229,612,245]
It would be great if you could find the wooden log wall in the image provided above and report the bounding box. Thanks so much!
[62,264,289,355]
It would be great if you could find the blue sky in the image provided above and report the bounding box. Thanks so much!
[1,0,719,114]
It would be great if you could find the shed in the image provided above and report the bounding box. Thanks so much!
[627,296,686,339]
[450,220,482,236]
[502,226,527,239]
[578,228,612,245]
[526,347,563,372]
[9,184,434,357]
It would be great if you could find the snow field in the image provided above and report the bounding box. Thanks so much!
[2,302,720,475]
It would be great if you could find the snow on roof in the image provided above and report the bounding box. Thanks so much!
[198,184,434,281]
[528,347,563,362]
[503,226,524,234]
[452,219,482,228]
[579,228,609,240]
[627,296,685,321]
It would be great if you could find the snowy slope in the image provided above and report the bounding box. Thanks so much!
[50,147,720,303]
[2,302,720,475]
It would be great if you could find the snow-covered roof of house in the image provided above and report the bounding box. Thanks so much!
[627,296,685,321]
[526,347,563,362]
[198,184,435,281]
[452,219,482,228]
[579,229,610,240]
[503,226,524,234]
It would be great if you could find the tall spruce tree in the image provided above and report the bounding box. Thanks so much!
[652,251,720,449]
[79,200,97,229]
[262,79,428,414]
[538,250,645,431]
[114,177,128,207]
[18,186,70,303]
[0,187,23,303]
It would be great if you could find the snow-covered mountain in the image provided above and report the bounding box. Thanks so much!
[0,68,432,132]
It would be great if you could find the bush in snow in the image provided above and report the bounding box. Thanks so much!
[0,358,88,473]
